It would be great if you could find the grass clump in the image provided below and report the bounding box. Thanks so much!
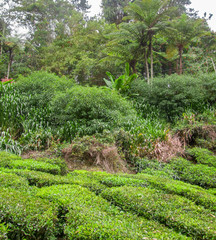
[101,186,216,239]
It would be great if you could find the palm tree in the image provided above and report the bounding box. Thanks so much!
[124,0,171,83]
[165,14,204,74]
[103,21,148,74]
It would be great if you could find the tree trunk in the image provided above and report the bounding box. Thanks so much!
[150,36,153,82]
[7,49,13,79]
[211,58,216,74]
[0,23,5,55]
[176,59,179,74]
[130,59,137,73]
[145,48,150,84]
[179,45,183,75]
[168,62,172,75]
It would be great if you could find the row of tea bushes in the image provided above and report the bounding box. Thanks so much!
[101,186,216,239]
[169,157,216,188]
[0,168,106,193]
[100,174,216,211]
[0,188,58,239]
[186,147,216,168]
[140,157,216,189]
[0,151,67,175]
[36,184,188,239]
[0,171,29,189]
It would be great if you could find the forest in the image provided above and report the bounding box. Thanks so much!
[0,0,216,239]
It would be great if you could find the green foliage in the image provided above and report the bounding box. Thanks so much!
[37,184,186,239]
[0,151,62,175]
[0,129,22,155]
[50,85,136,135]
[101,186,216,239]
[0,223,8,240]
[170,157,216,188]
[0,151,21,168]
[208,188,216,196]
[15,71,74,108]
[8,159,61,175]
[0,82,27,131]
[0,188,58,239]
[0,171,29,189]
[104,63,137,94]
[186,147,216,167]
[105,173,216,211]
[130,74,216,121]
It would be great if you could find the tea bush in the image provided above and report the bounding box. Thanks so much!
[186,147,216,168]
[37,184,187,239]
[8,159,61,175]
[103,173,216,211]
[0,188,58,239]
[0,172,29,189]
[0,168,105,192]
[101,186,216,239]
[0,223,8,240]
[170,157,216,188]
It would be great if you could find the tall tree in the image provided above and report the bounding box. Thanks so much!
[101,0,133,24]
[165,13,204,74]
[104,21,148,73]
[124,0,172,83]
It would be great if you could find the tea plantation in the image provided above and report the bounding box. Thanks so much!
[0,151,216,239]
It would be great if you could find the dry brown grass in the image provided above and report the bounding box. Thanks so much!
[62,142,129,173]
[147,134,184,162]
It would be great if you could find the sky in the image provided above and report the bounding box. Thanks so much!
[87,0,216,31]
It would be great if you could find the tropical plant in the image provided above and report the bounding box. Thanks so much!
[104,62,137,94]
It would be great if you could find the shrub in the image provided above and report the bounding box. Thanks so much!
[37,157,68,175]
[0,168,105,192]
[101,186,216,239]
[37,184,186,239]
[50,86,136,135]
[0,151,21,168]
[130,74,209,121]
[186,147,216,168]
[200,73,216,105]
[0,188,58,239]
[208,188,216,195]
[15,71,74,108]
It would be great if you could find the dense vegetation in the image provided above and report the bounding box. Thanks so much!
[0,0,216,239]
